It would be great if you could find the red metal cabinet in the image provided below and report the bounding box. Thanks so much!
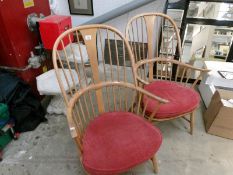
[0,0,50,92]
[39,15,73,50]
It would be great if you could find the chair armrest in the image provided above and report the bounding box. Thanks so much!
[134,58,210,87]
[67,81,168,124]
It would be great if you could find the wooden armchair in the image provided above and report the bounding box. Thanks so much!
[126,13,209,134]
[53,24,168,174]
[67,81,167,174]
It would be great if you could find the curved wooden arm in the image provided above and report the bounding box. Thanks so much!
[134,58,210,85]
[135,58,210,73]
[66,81,169,154]
[67,82,168,111]
[67,81,168,124]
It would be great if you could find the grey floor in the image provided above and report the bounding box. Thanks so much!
[1,100,233,175]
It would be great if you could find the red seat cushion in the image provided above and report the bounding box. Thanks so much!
[82,112,162,175]
[143,81,200,119]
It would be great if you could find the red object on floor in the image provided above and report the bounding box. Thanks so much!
[0,0,51,92]
[39,15,73,50]
[82,112,162,175]
[143,81,200,119]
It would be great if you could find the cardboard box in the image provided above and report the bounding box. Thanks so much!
[204,89,233,139]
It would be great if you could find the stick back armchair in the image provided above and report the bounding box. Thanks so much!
[126,13,209,134]
[53,24,167,174]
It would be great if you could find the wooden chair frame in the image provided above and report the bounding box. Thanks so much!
[135,58,209,134]
[53,24,168,173]
[126,13,210,134]
[52,24,140,142]
[67,81,168,174]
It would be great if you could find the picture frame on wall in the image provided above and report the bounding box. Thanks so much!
[68,0,94,16]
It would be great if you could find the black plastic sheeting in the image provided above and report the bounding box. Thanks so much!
[0,73,47,132]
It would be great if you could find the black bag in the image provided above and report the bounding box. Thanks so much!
[0,73,47,132]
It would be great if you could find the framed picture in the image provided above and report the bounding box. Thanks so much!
[68,0,94,16]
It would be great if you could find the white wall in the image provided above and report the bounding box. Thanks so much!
[191,26,215,58]
[105,0,166,34]
[50,0,133,26]
[50,0,166,30]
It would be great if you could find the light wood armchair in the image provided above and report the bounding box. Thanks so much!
[126,13,209,134]
[67,81,167,174]
[135,58,209,134]
[53,24,168,174]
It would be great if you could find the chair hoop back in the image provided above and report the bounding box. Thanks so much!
[126,13,182,82]
[53,24,137,106]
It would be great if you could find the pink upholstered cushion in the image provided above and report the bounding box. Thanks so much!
[143,81,200,119]
[82,112,162,175]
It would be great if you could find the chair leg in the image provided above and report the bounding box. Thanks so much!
[151,155,159,174]
[190,111,195,135]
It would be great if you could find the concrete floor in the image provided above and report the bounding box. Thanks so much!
[1,100,233,175]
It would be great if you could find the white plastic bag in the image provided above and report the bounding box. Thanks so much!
[58,43,89,63]
[36,69,79,95]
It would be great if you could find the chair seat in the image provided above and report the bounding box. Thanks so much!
[82,112,162,175]
[143,81,200,119]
